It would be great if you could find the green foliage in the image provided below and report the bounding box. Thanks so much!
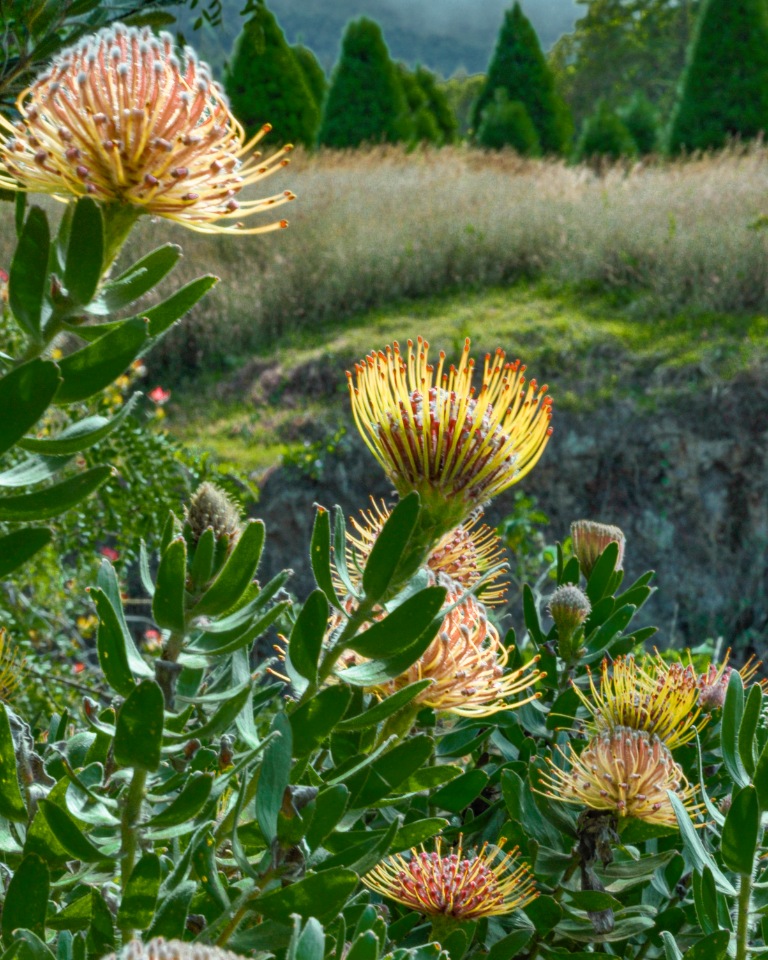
[292,43,328,110]
[414,66,459,145]
[224,2,321,147]
[574,99,637,162]
[397,64,441,146]
[476,90,541,154]
[618,92,659,155]
[549,0,700,130]
[667,0,768,153]
[318,18,411,148]
[441,70,485,138]
[472,2,572,153]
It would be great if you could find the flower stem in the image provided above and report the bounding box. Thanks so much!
[120,766,148,939]
[736,871,753,960]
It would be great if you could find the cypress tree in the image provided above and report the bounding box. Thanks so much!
[667,0,768,153]
[472,2,572,154]
[619,93,658,155]
[574,100,636,163]
[397,63,440,145]
[224,1,320,147]
[318,18,411,148]
[414,66,459,145]
[292,43,327,110]
[477,90,540,154]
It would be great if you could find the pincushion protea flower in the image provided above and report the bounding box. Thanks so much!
[343,499,509,604]
[337,592,544,717]
[0,24,294,234]
[363,836,537,920]
[539,727,698,827]
[571,519,625,578]
[104,938,249,960]
[573,653,704,750]
[696,651,763,712]
[347,337,553,533]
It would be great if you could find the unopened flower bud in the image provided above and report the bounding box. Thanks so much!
[719,794,732,815]
[547,584,591,658]
[571,519,626,579]
[184,482,242,550]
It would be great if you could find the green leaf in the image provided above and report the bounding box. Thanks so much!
[256,712,292,844]
[40,801,108,863]
[116,854,160,933]
[3,931,56,960]
[64,198,104,306]
[362,492,419,602]
[668,791,736,895]
[18,393,140,455]
[660,931,684,960]
[722,670,749,788]
[333,506,357,597]
[114,680,164,771]
[189,527,215,592]
[256,869,358,924]
[584,603,636,658]
[0,466,111,521]
[9,206,49,341]
[187,602,289,658]
[2,854,49,944]
[565,890,623,912]
[739,681,762,779]
[305,785,349,849]
[487,930,534,960]
[310,506,340,607]
[0,702,27,821]
[93,588,137,697]
[347,586,446,658]
[152,537,187,633]
[288,589,329,684]
[335,612,443,687]
[54,318,147,404]
[753,734,768,812]
[0,359,60,456]
[345,932,378,960]
[163,678,252,742]
[93,244,181,313]
[290,686,352,758]
[523,584,544,645]
[692,866,719,936]
[350,735,434,807]
[337,680,431,730]
[0,454,71,488]
[431,769,488,813]
[145,774,212,828]
[142,274,218,339]
[291,917,325,960]
[0,528,52,577]
[722,784,759,875]
[145,880,194,940]
[681,930,730,960]
[586,540,621,602]
[194,519,265,617]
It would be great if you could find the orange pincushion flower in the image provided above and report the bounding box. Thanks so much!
[574,653,705,750]
[539,727,698,827]
[337,592,543,718]
[362,835,537,920]
[343,499,509,604]
[347,337,553,532]
[0,24,294,234]
[696,651,763,711]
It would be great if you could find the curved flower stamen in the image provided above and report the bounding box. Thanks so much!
[538,727,698,827]
[362,835,537,919]
[0,24,294,234]
[347,337,553,531]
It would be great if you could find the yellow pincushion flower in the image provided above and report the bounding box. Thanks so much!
[363,835,537,920]
[0,24,294,234]
[343,499,509,604]
[574,654,704,750]
[347,337,553,532]
[539,727,697,827]
[337,592,543,718]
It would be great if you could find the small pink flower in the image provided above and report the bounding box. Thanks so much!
[149,386,171,405]
[100,546,119,562]
[73,663,85,674]
[0,269,8,283]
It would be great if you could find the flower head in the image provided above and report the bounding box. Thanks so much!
[574,654,704,750]
[347,338,553,533]
[696,651,762,712]
[148,386,171,404]
[363,835,537,920]
[571,520,625,578]
[184,482,242,548]
[339,592,543,717]
[547,584,591,658]
[104,939,250,960]
[539,727,697,827]
[0,25,294,234]
[0,631,22,702]
[344,499,509,605]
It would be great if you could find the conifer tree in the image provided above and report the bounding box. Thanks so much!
[414,66,459,144]
[292,43,327,110]
[619,93,658,155]
[667,0,768,152]
[398,63,440,145]
[472,2,572,154]
[318,18,411,148]
[477,90,540,154]
[224,1,320,148]
[574,99,636,162]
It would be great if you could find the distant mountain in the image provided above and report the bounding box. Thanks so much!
[173,0,579,79]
